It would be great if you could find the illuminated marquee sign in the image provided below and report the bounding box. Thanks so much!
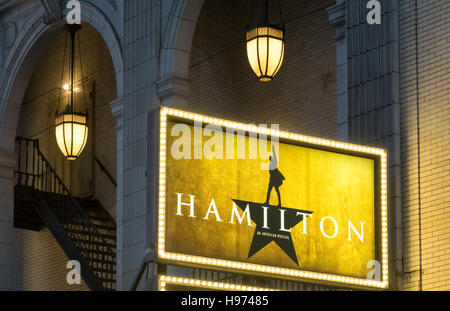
[158,108,389,289]
[158,275,277,291]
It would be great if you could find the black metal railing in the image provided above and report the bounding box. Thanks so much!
[94,156,117,188]
[15,137,116,290]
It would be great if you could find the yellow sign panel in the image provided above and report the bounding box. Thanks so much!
[158,108,388,289]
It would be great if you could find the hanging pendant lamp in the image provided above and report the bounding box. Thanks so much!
[246,0,285,82]
[55,24,88,161]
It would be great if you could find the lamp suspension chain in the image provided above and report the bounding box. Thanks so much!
[70,27,75,112]
[55,24,89,161]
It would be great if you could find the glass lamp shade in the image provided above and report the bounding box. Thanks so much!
[55,112,88,160]
[246,26,285,82]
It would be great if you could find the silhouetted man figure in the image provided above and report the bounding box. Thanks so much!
[264,145,285,207]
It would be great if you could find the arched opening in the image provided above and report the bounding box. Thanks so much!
[12,23,118,290]
[187,0,337,139]
[17,23,117,203]
[151,0,340,291]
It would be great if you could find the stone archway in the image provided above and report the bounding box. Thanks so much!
[157,0,205,107]
[0,2,123,290]
[0,1,123,153]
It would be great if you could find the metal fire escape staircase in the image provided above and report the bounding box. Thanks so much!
[14,137,116,291]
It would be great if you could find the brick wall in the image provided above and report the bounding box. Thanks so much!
[14,23,117,290]
[399,0,450,290]
[13,229,90,291]
[188,0,337,139]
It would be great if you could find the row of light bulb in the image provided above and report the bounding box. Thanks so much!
[159,275,277,291]
[161,108,386,156]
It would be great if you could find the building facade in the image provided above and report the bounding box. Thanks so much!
[0,0,448,291]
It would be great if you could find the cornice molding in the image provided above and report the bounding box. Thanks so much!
[40,0,62,25]
[156,76,191,101]
[327,2,346,41]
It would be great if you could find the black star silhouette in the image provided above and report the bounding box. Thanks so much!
[232,199,313,265]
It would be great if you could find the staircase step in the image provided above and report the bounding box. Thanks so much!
[74,198,117,231]
[72,238,116,250]
[82,248,115,256]
[82,252,116,263]
[92,266,116,274]
[89,214,114,222]
[62,222,115,234]
[90,261,116,268]
[87,259,116,266]
[75,198,111,214]
[89,260,116,267]
[91,267,116,281]
[102,233,116,241]
[99,277,117,283]
[95,224,116,231]
[67,229,117,241]
[90,264,116,272]
[74,242,116,254]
